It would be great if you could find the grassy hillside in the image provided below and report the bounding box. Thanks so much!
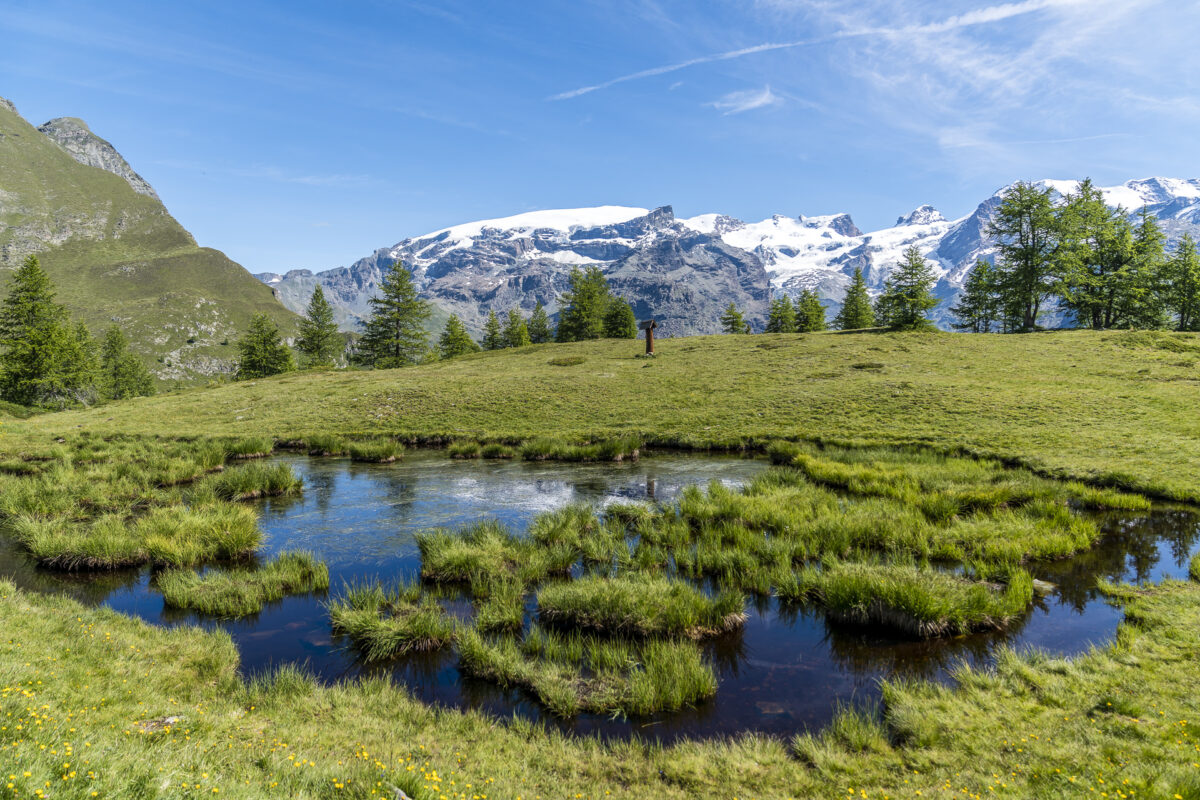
[0,100,298,383]
[19,328,1200,500]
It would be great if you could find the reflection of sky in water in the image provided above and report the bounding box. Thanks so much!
[0,451,1197,742]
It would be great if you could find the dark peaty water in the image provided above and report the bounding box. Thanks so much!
[1,451,1197,743]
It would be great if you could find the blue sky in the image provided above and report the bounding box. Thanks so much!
[3,0,1197,273]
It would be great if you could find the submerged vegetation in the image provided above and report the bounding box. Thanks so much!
[158,551,329,617]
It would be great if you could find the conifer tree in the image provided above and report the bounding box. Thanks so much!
[951,260,1000,333]
[796,289,826,332]
[1166,234,1200,331]
[296,284,341,367]
[875,246,938,331]
[526,302,554,343]
[556,267,612,342]
[764,295,797,333]
[1121,207,1167,329]
[988,181,1058,331]
[602,298,637,338]
[236,313,295,379]
[438,314,481,359]
[834,267,876,330]
[481,310,503,350]
[356,261,430,368]
[503,309,532,347]
[720,302,747,334]
[0,255,97,406]
[99,325,155,400]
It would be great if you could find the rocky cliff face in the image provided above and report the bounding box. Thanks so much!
[38,117,160,200]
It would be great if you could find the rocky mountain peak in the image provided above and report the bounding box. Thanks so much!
[895,205,946,226]
[38,116,160,201]
[0,96,16,114]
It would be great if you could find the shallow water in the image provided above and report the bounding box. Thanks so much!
[1,451,1197,742]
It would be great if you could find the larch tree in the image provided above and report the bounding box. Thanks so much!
[764,295,797,333]
[834,267,875,330]
[503,309,532,348]
[526,302,554,343]
[99,325,155,400]
[796,289,826,333]
[481,310,503,350]
[875,246,938,331]
[951,260,1001,333]
[355,261,430,368]
[556,267,612,342]
[438,314,481,359]
[720,302,747,334]
[988,181,1058,331]
[602,298,637,339]
[236,312,295,379]
[296,284,341,367]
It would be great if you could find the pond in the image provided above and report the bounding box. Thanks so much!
[1,451,1197,742]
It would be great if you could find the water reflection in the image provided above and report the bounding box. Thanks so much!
[0,451,1197,743]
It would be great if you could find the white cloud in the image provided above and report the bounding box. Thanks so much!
[709,85,781,114]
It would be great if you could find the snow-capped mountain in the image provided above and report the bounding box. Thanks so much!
[257,177,1200,335]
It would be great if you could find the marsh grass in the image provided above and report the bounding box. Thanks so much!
[456,625,717,717]
[520,436,641,463]
[779,561,1034,637]
[480,443,518,459]
[347,438,404,463]
[305,433,348,456]
[447,441,482,458]
[157,551,329,617]
[474,578,526,634]
[416,520,574,593]
[537,574,746,638]
[197,461,302,501]
[224,436,274,459]
[328,580,456,659]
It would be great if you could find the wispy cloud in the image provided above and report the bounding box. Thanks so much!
[550,0,1079,100]
[709,85,781,115]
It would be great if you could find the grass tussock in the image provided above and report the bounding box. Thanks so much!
[347,438,404,463]
[224,436,274,459]
[537,574,746,638]
[197,461,302,501]
[327,580,457,659]
[779,561,1034,637]
[520,435,641,463]
[416,520,574,592]
[157,551,329,618]
[305,433,348,456]
[456,625,717,717]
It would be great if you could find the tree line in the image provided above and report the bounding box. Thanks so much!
[237,263,640,379]
[0,256,155,408]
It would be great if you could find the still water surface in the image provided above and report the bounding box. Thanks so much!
[2,451,1197,741]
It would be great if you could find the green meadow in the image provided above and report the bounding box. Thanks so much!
[2,331,1200,799]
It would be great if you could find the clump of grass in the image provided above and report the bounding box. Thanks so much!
[456,625,717,717]
[224,436,274,459]
[1190,552,1199,582]
[474,579,526,634]
[791,703,892,768]
[520,436,641,463]
[328,580,456,659]
[448,441,481,458]
[348,439,404,463]
[158,551,329,618]
[416,520,573,593]
[197,461,302,501]
[12,503,262,569]
[536,574,746,638]
[306,434,348,456]
[780,561,1034,638]
[480,443,518,459]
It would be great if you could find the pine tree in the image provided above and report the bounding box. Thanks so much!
[764,295,797,333]
[296,284,341,367]
[1166,234,1200,331]
[356,261,430,368]
[236,313,295,379]
[796,290,826,332]
[1121,207,1167,329]
[556,267,612,342]
[0,255,97,406]
[99,325,155,400]
[951,260,1000,333]
[481,310,503,350]
[602,298,637,338]
[527,302,554,343]
[988,181,1058,331]
[720,302,747,334]
[875,246,938,331]
[834,267,876,330]
[438,314,481,359]
[503,309,532,348]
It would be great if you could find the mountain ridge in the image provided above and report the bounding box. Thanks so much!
[258,176,1200,335]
